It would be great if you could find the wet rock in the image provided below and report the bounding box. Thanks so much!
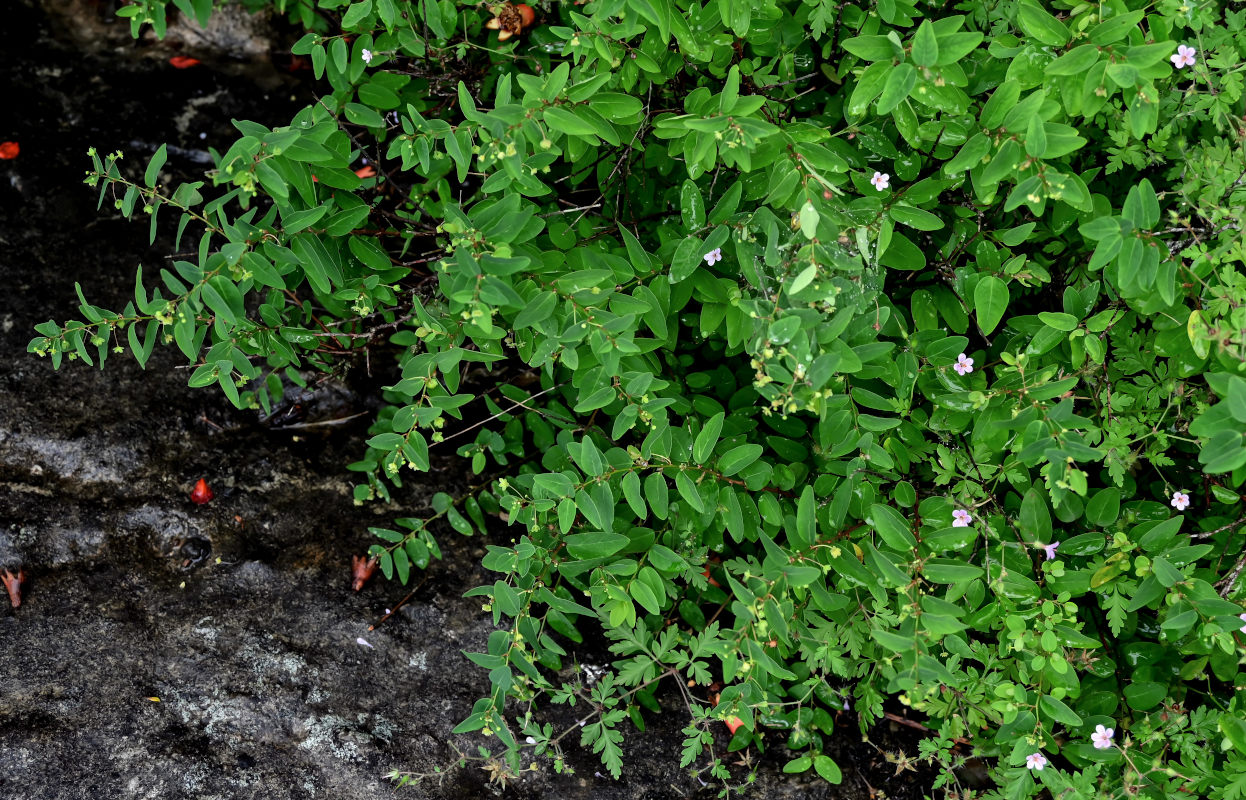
[39,0,279,63]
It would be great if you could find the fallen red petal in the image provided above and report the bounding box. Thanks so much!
[2,569,24,609]
[351,554,379,591]
[169,56,201,69]
[190,478,214,505]
[724,716,743,735]
[354,165,377,178]
[701,567,721,588]
[0,142,18,159]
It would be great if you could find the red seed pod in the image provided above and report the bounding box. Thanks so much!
[0,142,18,160]
[515,3,536,27]
[190,478,214,505]
[724,716,743,735]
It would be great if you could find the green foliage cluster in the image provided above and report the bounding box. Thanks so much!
[30,0,1246,795]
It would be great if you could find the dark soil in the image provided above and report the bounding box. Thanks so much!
[0,2,945,798]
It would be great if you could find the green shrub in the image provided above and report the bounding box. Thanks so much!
[31,0,1246,795]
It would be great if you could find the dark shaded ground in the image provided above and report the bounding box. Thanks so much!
[0,2,945,798]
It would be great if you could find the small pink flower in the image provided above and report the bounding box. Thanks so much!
[953,353,974,376]
[1026,752,1048,771]
[1239,612,1246,634]
[1091,724,1115,749]
[1042,541,1060,561]
[362,48,374,64]
[1171,491,1190,511]
[870,171,890,191]
[1170,44,1196,69]
[703,247,723,266]
[952,509,972,527]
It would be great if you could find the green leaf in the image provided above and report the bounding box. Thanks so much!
[515,291,558,329]
[680,179,705,232]
[1124,682,1166,711]
[795,486,817,550]
[889,205,944,231]
[877,63,917,115]
[719,444,763,475]
[1017,1,1069,46]
[1047,44,1100,77]
[842,35,896,61]
[144,144,167,188]
[630,576,662,615]
[798,201,819,240]
[783,757,813,774]
[675,470,706,513]
[813,755,843,784]
[872,628,915,652]
[1038,312,1079,331]
[1085,488,1121,525]
[693,412,724,464]
[565,532,629,560]
[644,473,669,519]
[974,276,1009,335]
[1221,715,1246,755]
[923,559,984,583]
[911,21,938,67]
[544,106,599,137]
[1040,694,1083,727]
[870,503,917,550]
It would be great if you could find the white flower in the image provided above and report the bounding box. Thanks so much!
[703,247,723,266]
[1171,491,1190,511]
[356,637,374,649]
[1091,723,1115,749]
[954,353,974,376]
[1026,752,1048,771]
[362,48,374,64]
[1170,44,1196,69]
[952,509,972,527]
[1239,612,1246,634]
[870,171,890,191]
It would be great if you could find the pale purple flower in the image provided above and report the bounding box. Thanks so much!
[1042,541,1060,561]
[703,247,723,266]
[1239,612,1246,634]
[952,509,972,527]
[1026,752,1048,771]
[1170,44,1196,69]
[954,353,974,376]
[1091,724,1115,749]
[361,48,374,65]
[870,171,890,191]
[1171,491,1190,511]
[356,637,374,649]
